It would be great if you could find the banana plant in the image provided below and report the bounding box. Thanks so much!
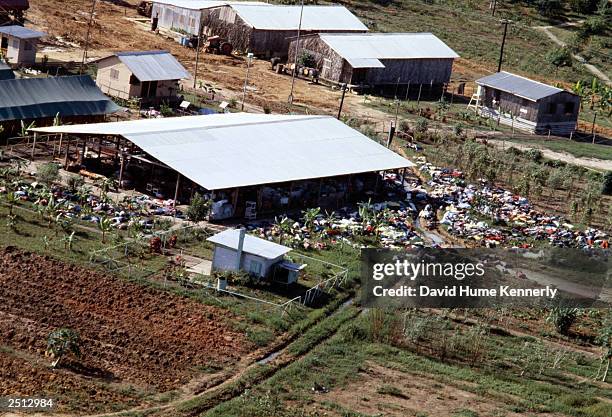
[98,216,113,244]
[301,207,321,232]
[20,120,36,137]
[62,231,76,252]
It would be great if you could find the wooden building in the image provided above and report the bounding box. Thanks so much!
[0,25,44,65]
[150,0,265,36]
[288,32,458,89]
[204,4,368,58]
[473,72,580,135]
[95,50,190,105]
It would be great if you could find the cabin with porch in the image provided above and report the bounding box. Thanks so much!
[473,71,580,135]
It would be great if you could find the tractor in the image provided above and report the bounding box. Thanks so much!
[204,36,233,55]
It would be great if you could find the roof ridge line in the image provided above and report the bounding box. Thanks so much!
[125,115,331,137]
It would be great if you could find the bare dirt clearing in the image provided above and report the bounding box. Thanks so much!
[27,0,352,114]
[326,363,561,417]
[0,247,250,413]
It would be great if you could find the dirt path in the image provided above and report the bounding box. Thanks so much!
[487,138,612,170]
[533,21,612,87]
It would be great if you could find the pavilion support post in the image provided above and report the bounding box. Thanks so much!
[231,188,239,217]
[64,137,71,169]
[173,172,181,221]
[81,137,86,164]
[31,132,37,159]
[58,134,63,158]
[118,154,125,189]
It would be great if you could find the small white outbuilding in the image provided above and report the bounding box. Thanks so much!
[207,228,291,279]
[0,25,45,65]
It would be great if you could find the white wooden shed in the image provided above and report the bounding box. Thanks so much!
[207,228,291,278]
[0,25,45,65]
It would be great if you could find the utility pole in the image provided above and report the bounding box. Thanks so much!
[491,0,497,16]
[288,0,304,105]
[337,83,347,119]
[241,53,254,111]
[193,22,204,89]
[497,19,512,73]
[80,0,97,75]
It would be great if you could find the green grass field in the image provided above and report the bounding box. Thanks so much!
[200,309,612,417]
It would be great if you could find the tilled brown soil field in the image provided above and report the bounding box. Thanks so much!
[0,247,251,413]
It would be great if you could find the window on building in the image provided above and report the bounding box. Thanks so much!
[493,89,501,102]
[110,68,120,80]
[23,41,32,51]
[1,36,7,49]
[12,39,19,49]
[564,102,575,114]
[249,260,262,276]
[548,103,557,114]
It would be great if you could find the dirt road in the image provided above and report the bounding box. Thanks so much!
[533,21,612,87]
[488,138,612,171]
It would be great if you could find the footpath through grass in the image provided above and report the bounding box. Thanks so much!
[502,137,612,161]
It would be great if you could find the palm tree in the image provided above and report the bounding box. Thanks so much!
[46,328,81,369]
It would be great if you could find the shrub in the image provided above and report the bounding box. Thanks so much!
[67,175,84,192]
[186,192,211,222]
[46,328,81,368]
[546,307,579,335]
[298,51,316,68]
[525,148,543,162]
[414,117,429,134]
[37,162,60,185]
[568,0,599,13]
[536,0,563,16]
[546,47,573,69]
[581,16,608,37]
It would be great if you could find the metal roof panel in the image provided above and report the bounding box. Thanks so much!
[31,114,413,190]
[231,5,368,31]
[0,25,45,39]
[475,71,564,101]
[207,229,291,259]
[0,75,120,122]
[112,50,190,82]
[320,32,459,61]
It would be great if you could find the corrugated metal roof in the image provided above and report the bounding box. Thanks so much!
[108,51,190,82]
[31,113,413,190]
[208,229,291,259]
[475,71,565,102]
[0,75,120,122]
[0,62,14,80]
[0,25,45,39]
[345,57,384,69]
[152,0,265,9]
[231,5,368,31]
[320,33,459,67]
